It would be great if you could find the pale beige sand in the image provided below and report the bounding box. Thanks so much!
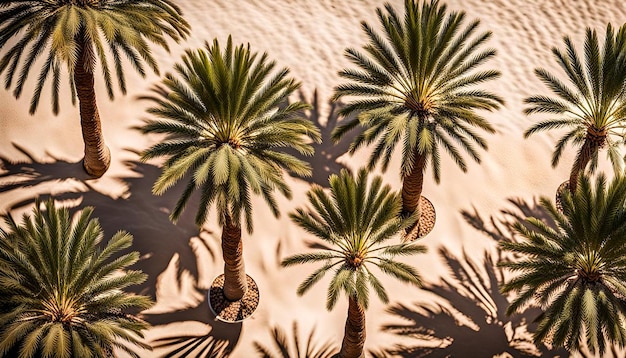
[1,0,626,357]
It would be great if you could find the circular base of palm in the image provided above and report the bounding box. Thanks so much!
[82,145,111,178]
[404,196,436,241]
[555,180,569,212]
[209,274,259,323]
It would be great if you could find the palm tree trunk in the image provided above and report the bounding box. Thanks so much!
[401,149,427,216]
[568,138,599,193]
[74,29,110,178]
[221,213,248,301]
[339,295,366,358]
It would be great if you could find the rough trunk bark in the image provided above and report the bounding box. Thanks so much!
[339,295,366,358]
[221,213,248,301]
[568,138,599,193]
[74,29,110,177]
[402,150,427,216]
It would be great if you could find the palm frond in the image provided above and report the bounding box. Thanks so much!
[0,199,152,357]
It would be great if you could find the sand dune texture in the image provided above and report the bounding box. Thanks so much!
[2,0,626,357]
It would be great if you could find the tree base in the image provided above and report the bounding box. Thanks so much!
[209,274,259,323]
[555,180,569,213]
[82,145,111,178]
[403,196,436,241]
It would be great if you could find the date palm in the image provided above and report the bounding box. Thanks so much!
[332,0,502,221]
[282,168,426,357]
[500,173,626,354]
[0,199,152,358]
[141,36,320,306]
[0,0,190,177]
[524,24,626,192]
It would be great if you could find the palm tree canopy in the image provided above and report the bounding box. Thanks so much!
[141,36,321,231]
[500,174,626,354]
[524,24,626,174]
[332,0,502,181]
[0,0,190,114]
[0,199,152,358]
[282,168,426,310]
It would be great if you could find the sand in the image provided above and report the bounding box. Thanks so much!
[1,0,626,357]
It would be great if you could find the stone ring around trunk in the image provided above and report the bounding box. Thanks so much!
[209,274,260,323]
[404,196,436,242]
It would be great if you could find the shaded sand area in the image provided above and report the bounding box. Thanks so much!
[1,0,626,356]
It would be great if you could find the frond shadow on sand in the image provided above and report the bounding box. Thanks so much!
[0,143,243,353]
[284,89,360,187]
[380,198,568,357]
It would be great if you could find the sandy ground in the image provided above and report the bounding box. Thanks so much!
[2,0,626,357]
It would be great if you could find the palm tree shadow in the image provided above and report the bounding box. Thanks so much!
[285,89,360,187]
[0,143,92,192]
[383,248,566,357]
[381,198,568,357]
[460,196,557,245]
[253,321,338,357]
[0,145,217,302]
[149,297,242,357]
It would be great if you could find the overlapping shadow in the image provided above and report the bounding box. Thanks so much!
[381,198,568,357]
[284,89,359,187]
[253,321,338,358]
[0,144,243,352]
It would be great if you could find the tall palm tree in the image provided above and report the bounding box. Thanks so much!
[524,24,626,192]
[0,0,190,177]
[331,0,502,231]
[0,199,152,358]
[282,168,426,357]
[141,36,321,316]
[500,173,626,354]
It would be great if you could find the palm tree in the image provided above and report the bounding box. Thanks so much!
[0,0,190,177]
[141,36,321,319]
[524,24,626,192]
[0,199,152,358]
[331,0,502,237]
[500,173,626,354]
[282,168,426,357]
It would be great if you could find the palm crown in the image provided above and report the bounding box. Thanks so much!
[141,36,321,231]
[332,0,502,184]
[282,168,425,310]
[524,24,626,190]
[0,200,152,358]
[500,173,626,354]
[0,0,190,114]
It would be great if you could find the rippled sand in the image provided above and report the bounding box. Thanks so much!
[1,0,625,356]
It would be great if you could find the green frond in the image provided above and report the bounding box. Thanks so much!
[525,23,626,177]
[141,37,320,232]
[0,199,152,358]
[333,0,500,191]
[500,173,626,354]
[285,169,425,312]
[0,0,190,114]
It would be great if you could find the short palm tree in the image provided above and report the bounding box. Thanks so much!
[500,173,626,354]
[0,199,152,358]
[282,168,426,357]
[524,24,626,192]
[0,0,190,177]
[332,0,502,228]
[141,36,320,313]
